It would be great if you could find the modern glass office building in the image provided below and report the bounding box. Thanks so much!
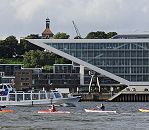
[28,34,149,90]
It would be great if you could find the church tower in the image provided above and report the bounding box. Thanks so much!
[42,18,54,39]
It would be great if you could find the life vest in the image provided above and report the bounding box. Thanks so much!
[51,105,56,112]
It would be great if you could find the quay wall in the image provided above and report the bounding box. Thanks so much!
[112,92,149,102]
[73,93,111,101]
[73,92,149,102]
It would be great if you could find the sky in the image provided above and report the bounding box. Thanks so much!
[1,0,149,39]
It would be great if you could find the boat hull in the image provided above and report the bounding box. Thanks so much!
[0,91,81,106]
[84,109,116,113]
[38,109,70,114]
[139,109,149,112]
[0,109,15,113]
[0,98,80,106]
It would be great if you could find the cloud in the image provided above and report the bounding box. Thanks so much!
[10,0,46,22]
[1,0,149,37]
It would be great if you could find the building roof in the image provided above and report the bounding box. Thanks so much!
[112,34,149,39]
[42,28,53,36]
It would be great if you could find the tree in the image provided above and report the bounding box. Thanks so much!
[20,39,44,54]
[107,32,117,38]
[25,34,41,39]
[19,34,44,54]
[53,32,70,39]
[0,36,20,58]
[23,50,56,68]
[23,50,71,68]
[85,31,107,39]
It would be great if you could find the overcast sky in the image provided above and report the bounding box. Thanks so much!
[1,0,149,39]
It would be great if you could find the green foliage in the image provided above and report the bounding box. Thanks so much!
[53,32,70,39]
[0,58,23,64]
[85,31,107,39]
[0,36,20,58]
[25,34,40,39]
[107,32,117,38]
[23,50,56,68]
[85,31,118,39]
[20,39,43,54]
[20,34,43,54]
[42,65,53,73]
[23,50,71,68]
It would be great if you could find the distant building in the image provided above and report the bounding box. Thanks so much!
[28,33,149,92]
[42,18,54,39]
[13,64,80,92]
[15,69,33,91]
[0,63,80,92]
[0,64,22,84]
[0,64,22,76]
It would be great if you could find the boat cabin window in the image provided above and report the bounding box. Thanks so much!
[0,85,3,89]
[132,88,136,91]
[49,93,54,99]
[4,85,7,89]
[7,84,11,88]
[54,92,62,98]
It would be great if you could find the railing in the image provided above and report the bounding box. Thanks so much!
[0,91,48,102]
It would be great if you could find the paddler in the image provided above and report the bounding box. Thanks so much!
[97,104,105,111]
[50,104,56,112]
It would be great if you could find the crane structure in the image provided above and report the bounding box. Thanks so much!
[72,21,82,39]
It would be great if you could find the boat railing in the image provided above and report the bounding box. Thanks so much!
[0,91,48,102]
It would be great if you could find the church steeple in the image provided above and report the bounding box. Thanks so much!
[42,18,54,39]
[46,17,50,29]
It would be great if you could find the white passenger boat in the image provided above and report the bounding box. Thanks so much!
[0,84,81,106]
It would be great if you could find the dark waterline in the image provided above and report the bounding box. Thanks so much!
[0,102,149,130]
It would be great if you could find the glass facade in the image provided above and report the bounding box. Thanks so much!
[45,41,149,82]
[0,64,22,76]
[54,64,80,73]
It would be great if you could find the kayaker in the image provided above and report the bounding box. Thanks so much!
[0,106,6,111]
[97,104,105,111]
[50,104,56,112]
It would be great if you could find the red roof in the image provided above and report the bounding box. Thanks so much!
[42,28,53,37]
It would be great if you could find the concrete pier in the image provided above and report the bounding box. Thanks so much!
[110,91,149,102]
[73,91,149,102]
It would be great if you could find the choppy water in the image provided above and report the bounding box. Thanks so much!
[1,102,149,130]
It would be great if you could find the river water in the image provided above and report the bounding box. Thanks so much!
[1,102,149,130]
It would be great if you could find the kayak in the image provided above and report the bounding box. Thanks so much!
[84,109,116,113]
[138,109,149,112]
[0,109,15,113]
[38,109,70,114]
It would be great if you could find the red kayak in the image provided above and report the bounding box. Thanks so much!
[0,109,15,113]
[38,109,70,114]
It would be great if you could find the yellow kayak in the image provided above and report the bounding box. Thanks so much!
[138,109,149,112]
